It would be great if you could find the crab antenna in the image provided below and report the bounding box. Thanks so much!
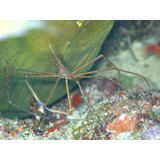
[48,42,62,64]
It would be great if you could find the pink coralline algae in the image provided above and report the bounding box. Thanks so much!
[141,126,160,140]
[82,78,119,105]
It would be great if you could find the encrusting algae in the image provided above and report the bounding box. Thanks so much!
[1,77,160,140]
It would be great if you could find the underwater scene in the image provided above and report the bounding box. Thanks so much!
[0,20,160,140]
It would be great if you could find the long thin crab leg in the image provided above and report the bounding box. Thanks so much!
[0,81,8,92]
[77,74,148,125]
[3,65,59,88]
[2,65,59,92]
[25,76,69,115]
[47,108,69,115]
[65,77,73,115]
[41,77,60,127]
[72,54,151,91]
[48,42,62,64]
[25,76,70,130]
[75,67,151,90]
[72,54,121,84]
[75,80,98,120]
[4,68,32,114]
[3,66,59,114]
[44,77,60,107]
[72,54,119,75]
[71,54,120,93]
[78,75,133,94]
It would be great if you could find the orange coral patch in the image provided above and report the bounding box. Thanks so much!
[72,94,82,108]
[45,119,69,137]
[109,114,137,132]
[146,41,160,55]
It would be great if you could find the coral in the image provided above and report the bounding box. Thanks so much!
[42,89,160,140]
[108,114,137,132]
[71,94,82,108]
[146,41,160,55]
